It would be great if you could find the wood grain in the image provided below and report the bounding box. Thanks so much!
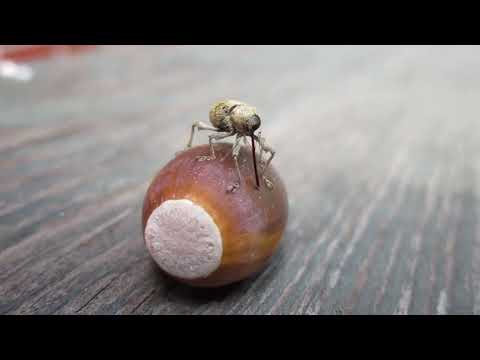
[1,45,479,314]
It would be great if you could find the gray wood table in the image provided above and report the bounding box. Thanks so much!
[1,45,479,315]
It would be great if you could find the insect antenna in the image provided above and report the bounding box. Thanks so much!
[251,135,260,188]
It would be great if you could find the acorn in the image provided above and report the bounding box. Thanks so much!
[142,143,288,287]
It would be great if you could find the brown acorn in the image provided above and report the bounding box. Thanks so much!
[142,143,288,288]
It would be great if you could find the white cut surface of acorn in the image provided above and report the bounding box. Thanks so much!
[144,199,223,280]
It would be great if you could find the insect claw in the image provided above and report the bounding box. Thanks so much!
[226,182,240,194]
[196,155,215,162]
[263,176,274,190]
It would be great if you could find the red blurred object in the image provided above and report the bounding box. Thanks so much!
[0,45,96,63]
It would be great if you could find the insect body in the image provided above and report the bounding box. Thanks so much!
[185,100,275,191]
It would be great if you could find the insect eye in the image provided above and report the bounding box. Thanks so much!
[250,115,261,131]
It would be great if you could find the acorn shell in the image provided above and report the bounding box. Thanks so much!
[142,143,288,287]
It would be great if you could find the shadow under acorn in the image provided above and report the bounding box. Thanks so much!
[145,242,287,314]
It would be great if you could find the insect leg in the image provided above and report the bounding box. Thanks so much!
[253,133,275,189]
[262,145,275,175]
[256,131,265,167]
[186,121,218,148]
[196,132,234,161]
[232,135,243,180]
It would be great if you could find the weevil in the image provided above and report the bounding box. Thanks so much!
[183,100,275,192]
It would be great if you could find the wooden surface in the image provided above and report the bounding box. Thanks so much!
[1,45,480,315]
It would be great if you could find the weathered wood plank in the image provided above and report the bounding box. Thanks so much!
[1,45,479,314]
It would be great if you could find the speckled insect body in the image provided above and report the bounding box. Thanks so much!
[184,100,275,192]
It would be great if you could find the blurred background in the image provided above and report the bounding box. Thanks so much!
[1,45,479,315]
